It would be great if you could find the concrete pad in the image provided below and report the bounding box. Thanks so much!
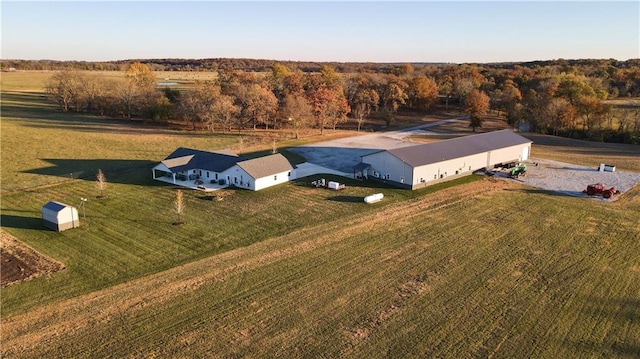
[289,117,468,173]
[293,162,352,180]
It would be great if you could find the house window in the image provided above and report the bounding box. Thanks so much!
[386,173,390,180]
[288,172,291,177]
[199,170,202,176]
[434,175,437,180]
[274,175,278,181]
[206,172,210,178]
[400,177,404,183]
[215,173,219,180]
[234,177,238,184]
[469,166,471,171]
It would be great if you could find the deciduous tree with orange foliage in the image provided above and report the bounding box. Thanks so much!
[465,90,490,132]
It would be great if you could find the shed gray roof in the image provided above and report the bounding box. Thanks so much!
[42,201,71,212]
[161,147,242,173]
[376,130,531,167]
[236,153,293,179]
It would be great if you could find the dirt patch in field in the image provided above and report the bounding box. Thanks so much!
[490,158,640,201]
[1,231,65,287]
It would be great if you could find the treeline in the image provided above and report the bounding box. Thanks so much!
[44,60,640,143]
[45,62,443,137]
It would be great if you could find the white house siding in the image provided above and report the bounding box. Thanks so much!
[254,169,291,191]
[221,166,291,191]
[221,166,254,190]
[362,151,414,186]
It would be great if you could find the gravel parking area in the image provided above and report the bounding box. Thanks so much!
[494,158,640,201]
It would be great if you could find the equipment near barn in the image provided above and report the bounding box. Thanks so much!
[508,164,527,179]
[583,183,620,199]
[311,178,346,190]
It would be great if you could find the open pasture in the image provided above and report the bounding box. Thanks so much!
[2,178,639,358]
[0,70,217,94]
[1,80,640,357]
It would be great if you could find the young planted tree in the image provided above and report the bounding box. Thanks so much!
[173,189,185,225]
[95,169,107,199]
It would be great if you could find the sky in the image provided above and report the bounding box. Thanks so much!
[1,1,638,63]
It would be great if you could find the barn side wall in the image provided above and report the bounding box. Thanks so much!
[362,151,414,185]
[487,144,531,167]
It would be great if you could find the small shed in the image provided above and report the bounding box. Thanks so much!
[42,201,79,232]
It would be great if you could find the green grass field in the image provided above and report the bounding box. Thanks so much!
[2,73,640,358]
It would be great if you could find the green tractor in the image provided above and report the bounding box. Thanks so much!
[509,163,527,179]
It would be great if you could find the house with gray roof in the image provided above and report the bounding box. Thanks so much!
[221,154,293,191]
[357,130,532,189]
[152,148,293,191]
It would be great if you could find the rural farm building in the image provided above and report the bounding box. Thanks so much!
[356,130,532,189]
[152,148,293,191]
[41,201,79,231]
[223,154,293,191]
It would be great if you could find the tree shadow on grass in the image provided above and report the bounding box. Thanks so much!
[501,187,587,199]
[561,296,640,356]
[23,159,162,186]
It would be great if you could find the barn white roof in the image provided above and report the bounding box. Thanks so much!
[368,130,532,167]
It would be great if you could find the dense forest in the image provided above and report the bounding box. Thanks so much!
[4,58,640,143]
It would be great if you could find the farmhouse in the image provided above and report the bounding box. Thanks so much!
[41,201,79,231]
[356,130,532,189]
[152,148,293,191]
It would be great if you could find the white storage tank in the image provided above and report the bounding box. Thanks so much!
[364,193,384,204]
[42,201,79,232]
[327,181,340,190]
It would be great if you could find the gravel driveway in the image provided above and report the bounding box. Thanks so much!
[497,158,640,200]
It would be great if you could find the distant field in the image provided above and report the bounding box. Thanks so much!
[2,76,640,358]
[0,70,218,93]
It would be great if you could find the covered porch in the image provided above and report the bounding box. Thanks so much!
[152,165,229,192]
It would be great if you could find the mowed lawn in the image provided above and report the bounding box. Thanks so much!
[2,79,640,357]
